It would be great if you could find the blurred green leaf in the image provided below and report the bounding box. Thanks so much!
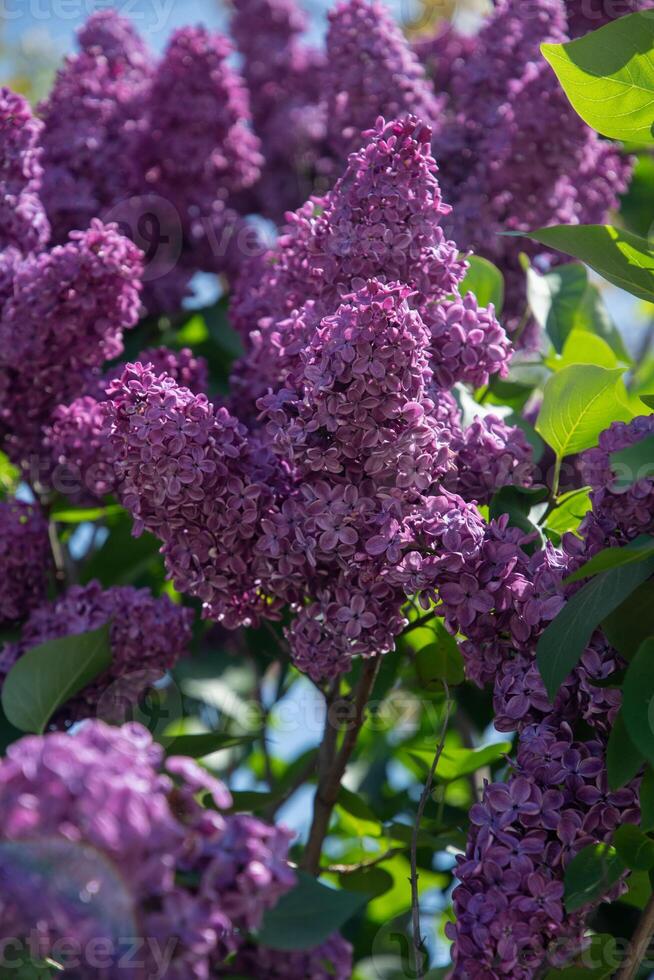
[1,624,111,733]
[536,364,632,459]
[0,451,19,499]
[414,622,465,692]
[640,767,654,832]
[459,255,504,313]
[609,433,654,491]
[571,284,631,363]
[527,263,588,352]
[409,741,511,783]
[338,866,395,898]
[164,731,256,758]
[51,504,124,524]
[564,843,626,913]
[547,331,619,371]
[337,787,384,839]
[257,872,368,951]
[541,14,654,142]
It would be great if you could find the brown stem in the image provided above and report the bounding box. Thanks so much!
[409,686,453,980]
[617,891,654,980]
[301,657,381,875]
[322,847,404,874]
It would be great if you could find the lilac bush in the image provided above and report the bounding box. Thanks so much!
[0,2,652,976]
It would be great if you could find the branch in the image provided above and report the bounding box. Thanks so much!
[322,847,404,874]
[617,890,654,980]
[301,657,381,875]
[409,685,453,980]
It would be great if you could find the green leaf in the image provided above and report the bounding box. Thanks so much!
[572,284,631,363]
[164,731,256,758]
[546,487,592,537]
[623,639,654,765]
[609,433,654,491]
[549,331,619,371]
[536,364,632,460]
[614,825,654,871]
[1,624,112,734]
[566,535,654,582]
[337,786,384,839]
[640,767,654,832]
[338,866,394,898]
[460,255,505,313]
[490,486,548,540]
[564,843,626,913]
[642,395,654,410]
[414,622,465,692]
[606,711,644,790]
[537,557,654,699]
[527,263,588,352]
[0,451,19,499]
[257,872,367,951]
[543,934,617,979]
[602,580,654,659]
[518,225,654,304]
[50,504,124,524]
[409,741,511,783]
[541,13,654,143]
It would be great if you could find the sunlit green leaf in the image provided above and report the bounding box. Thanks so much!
[564,843,625,913]
[541,13,654,143]
[460,255,505,312]
[527,263,588,352]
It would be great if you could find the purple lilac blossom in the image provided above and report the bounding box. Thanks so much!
[0,88,49,253]
[0,220,143,466]
[39,11,154,242]
[230,116,467,414]
[0,581,193,725]
[0,721,296,977]
[0,500,51,625]
[221,932,353,978]
[324,0,443,160]
[444,414,535,504]
[231,0,330,220]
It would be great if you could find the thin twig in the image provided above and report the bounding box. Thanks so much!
[617,891,654,980]
[301,657,381,875]
[402,611,436,636]
[322,846,404,875]
[409,685,453,980]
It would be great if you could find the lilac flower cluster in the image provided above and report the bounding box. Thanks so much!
[0,720,297,977]
[0,581,193,725]
[0,500,51,626]
[43,347,207,502]
[429,0,632,333]
[0,89,49,254]
[221,931,353,979]
[442,418,654,973]
[231,116,468,412]
[444,414,535,505]
[324,0,442,160]
[108,119,516,681]
[0,220,143,465]
[39,11,154,242]
[231,0,330,220]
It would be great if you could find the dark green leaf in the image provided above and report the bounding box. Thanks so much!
[257,871,367,951]
[566,535,654,582]
[602,580,654,659]
[536,364,632,460]
[641,395,654,410]
[517,225,654,305]
[409,742,511,783]
[460,255,504,313]
[541,13,654,143]
[606,711,644,791]
[537,557,654,699]
[338,866,394,898]
[527,263,588,352]
[164,731,256,758]
[490,486,548,539]
[614,825,654,871]
[572,284,631,363]
[640,767,654,832]
[564,843,626,913]
[623,639,654,765]
[1,624,112,733]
